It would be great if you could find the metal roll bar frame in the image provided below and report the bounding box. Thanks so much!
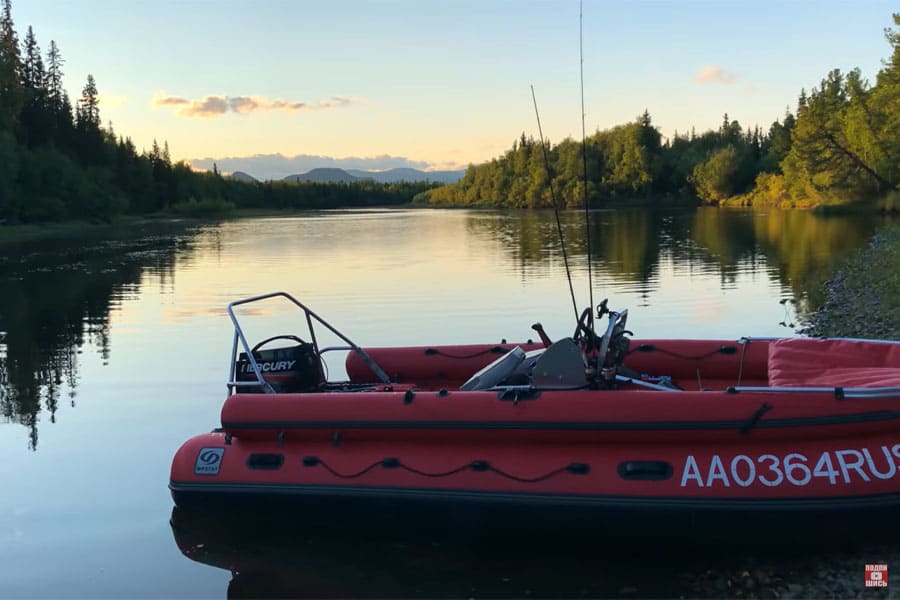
[226,291,390,394]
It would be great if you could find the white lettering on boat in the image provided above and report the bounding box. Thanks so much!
[706,455,730,487]
[680,455,704,487]
[863,447,897,480]
[241,360,297,374]
[679,445,900,488]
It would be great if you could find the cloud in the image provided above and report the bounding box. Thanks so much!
[318,96,352,109]
[151,93,189,107]
[97,94,129,108]
[152,92,358,118]
[187,153,442,181]
[691,65,737,85]
[182,96,230,118]
[429,160,469,171]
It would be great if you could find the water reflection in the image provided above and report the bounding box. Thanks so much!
[170,503,897,599]
[170,507,696,598]
[467,208,887,314]
[0,222,199,448]
[0,209,892,450]
[465,209,666,284]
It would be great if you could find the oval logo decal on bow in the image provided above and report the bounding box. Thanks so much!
[194,447,225,475]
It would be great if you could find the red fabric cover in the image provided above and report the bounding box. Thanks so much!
[768,337,900,388]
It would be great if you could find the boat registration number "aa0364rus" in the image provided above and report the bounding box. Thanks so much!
[680,445,900,488]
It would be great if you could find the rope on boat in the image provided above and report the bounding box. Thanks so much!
[302,456,590,483]
[737,339,750,386]
[629,344,738,360]
[739,403,773,435]
[423,346,510,359]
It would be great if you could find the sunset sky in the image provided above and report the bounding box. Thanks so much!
[12,0,895,178]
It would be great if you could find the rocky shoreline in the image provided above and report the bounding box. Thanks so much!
[801,226,900,340]
[679,548,897,599]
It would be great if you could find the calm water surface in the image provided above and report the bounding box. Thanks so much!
[0,207,893,597]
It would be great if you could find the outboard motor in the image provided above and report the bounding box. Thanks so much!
[235,335,324,393]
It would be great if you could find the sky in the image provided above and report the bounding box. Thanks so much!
[11,0,897,178]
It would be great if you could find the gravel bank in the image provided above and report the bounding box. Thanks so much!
[801,225,900,339]
[679,547,898,599]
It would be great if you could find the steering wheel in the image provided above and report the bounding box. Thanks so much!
[572,307,597,351]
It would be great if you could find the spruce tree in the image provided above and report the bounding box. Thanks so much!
[19,25,49,146]
[78,73,99,127]
[21,25,41,88]
[45,39,62,105]
[0,0,23,130]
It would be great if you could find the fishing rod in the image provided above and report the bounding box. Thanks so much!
[580,1,596,326]
[530,85,579,323]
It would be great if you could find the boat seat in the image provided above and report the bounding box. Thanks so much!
[460,346,526,391]
[531,338,588,389]
[768,338,900,388]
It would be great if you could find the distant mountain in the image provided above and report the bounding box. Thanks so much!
[279,167,465,185]
[229,171,259,182]
[283,168,357,184]
[346,168,465,184]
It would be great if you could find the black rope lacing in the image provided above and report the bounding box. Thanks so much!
[423,346,509,359]
[302,456,590,483]
[628,344,737,361]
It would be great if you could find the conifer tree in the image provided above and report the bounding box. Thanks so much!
[150,138,160,164]
[45,39,63,105]
[78,73,99,127]
[19,25,49,146]
[21,25,42,88]
[0,0,23,130]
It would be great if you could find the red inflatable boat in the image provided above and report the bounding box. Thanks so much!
[170,292,900,533]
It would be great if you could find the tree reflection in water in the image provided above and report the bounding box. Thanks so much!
[1,209,890,450]
[0,223,199,449]
[466,207,886,316]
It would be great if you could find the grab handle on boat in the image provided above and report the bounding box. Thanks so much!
[617,461,673,481]
[251,334,307,352]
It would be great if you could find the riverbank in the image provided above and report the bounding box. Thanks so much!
[0,212,225,244]
[0,216,151,244]
[680,545,896,599]
[801,225,900,339]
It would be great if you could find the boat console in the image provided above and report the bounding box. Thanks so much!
[226,292,391,395]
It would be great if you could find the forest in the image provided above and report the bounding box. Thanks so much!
[0,0,435,225]
[1,3,897,222]
[418,13,900,210]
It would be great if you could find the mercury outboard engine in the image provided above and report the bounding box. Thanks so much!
[235,335,324,393]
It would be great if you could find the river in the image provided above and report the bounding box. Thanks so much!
[0,207,894,597]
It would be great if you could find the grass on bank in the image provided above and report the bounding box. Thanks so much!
[722,173,899,212]
[169,198,236,217]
